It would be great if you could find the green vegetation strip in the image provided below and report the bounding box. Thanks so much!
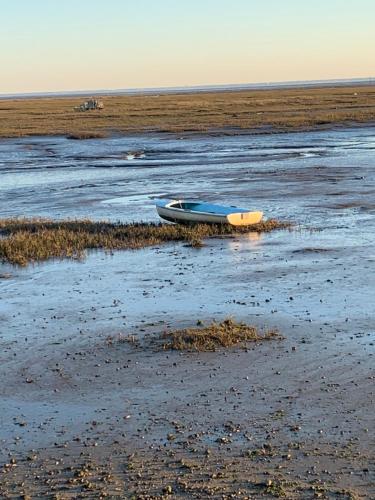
[0,217,291,266]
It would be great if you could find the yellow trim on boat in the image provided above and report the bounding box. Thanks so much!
[226,211,263,226]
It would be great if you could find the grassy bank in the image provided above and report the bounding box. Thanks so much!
[0,218,291,266]
[1,85,375,138]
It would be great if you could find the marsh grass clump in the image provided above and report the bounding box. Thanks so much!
[0,217,291,266]
[159,318,280,351]
[265,479,287,498]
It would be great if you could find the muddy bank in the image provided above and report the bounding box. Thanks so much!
[0,310,374,497]
[1,238,374,497]
[1,126,374,497]
[1,441,373,498]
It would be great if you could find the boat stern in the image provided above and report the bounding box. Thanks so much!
[226,211,263,226]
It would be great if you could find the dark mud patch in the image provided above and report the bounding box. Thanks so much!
[292,247,335,254]
[0,273,13,279]
[67,132,109,140]
[330,201,375,210]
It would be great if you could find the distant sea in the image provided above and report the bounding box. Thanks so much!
[1,77,374,100]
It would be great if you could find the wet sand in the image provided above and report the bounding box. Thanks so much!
[1,127,374,497]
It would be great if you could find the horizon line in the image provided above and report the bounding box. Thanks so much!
[1,76,374,100]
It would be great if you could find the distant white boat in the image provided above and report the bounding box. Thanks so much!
[155,199,263,226]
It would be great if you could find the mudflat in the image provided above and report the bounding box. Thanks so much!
[1,127,374,498]
[0,85,375,138]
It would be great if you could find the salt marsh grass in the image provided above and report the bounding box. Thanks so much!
[1,86,374,138]
[0,218,291,266]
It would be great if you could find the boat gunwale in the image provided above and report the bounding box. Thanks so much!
[159,199,249,217]
[162,206,229,217]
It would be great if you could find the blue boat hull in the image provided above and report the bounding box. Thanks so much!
[155,199,263,226]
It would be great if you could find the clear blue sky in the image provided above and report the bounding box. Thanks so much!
[1,0,374,93]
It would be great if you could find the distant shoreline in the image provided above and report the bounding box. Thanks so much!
[1,83,375,138]
[1,77,374,100]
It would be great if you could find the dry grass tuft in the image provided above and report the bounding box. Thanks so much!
[159,318,281,351]
[0,217,291,266]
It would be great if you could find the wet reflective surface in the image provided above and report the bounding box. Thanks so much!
[1,127,374,226]
[0,128,374,466]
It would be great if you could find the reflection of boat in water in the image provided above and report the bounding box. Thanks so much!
[155,199,263,226]
[228,231,263,253]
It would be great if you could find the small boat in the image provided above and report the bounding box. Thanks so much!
[155,199,263,226]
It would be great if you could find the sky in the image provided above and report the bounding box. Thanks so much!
[1,0,374,94]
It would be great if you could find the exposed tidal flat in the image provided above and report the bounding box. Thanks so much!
[0,125,374,497]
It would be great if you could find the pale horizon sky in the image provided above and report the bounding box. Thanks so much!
[1,0,374,94]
